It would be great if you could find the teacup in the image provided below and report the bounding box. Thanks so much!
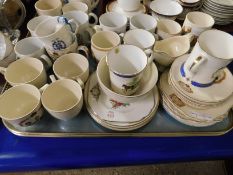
[53,53,89,83]
[27,15,52,37]
[94,12,127,34]
[41,77,83,121]
[130,14,157,32]
[106,45,148,95]
[121,29,156,51]
[65,0,91,9]
[0,84,44,127]
[91,31,121,62]
[34,16,77,51]
[182,11,215,37]
[183,30,233,87]
[62,2,89,13]
[0,57,48,88]
[0,32,13,60]
[117,0,141,12]
[157,19,182,39]
[35,0,62,16]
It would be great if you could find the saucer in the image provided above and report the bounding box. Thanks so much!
[106,1,146,18]
[85,72,159,131]
[159,71,233,126]
[170,54,233,103]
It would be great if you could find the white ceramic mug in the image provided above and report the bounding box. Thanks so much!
[0,84,44,127]
[117,0,141,12]
[157,19,182,39]
[183,30,233,87]
[94,12,128,34]
[35,0,62,16]
[53,53,89,83]
[130,14,157,33]
[91,31,121,62]
[41,77,83,121]
[34,16,77,51]
[182,11,215,37]
[121,29,156,51]
[0,57,48,88]
[0,32,13,60]
[62,2,89,13]
[107,45,148,95]
[27,15,52,37]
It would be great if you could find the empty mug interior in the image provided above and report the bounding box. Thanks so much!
[100,12,127,28]
[187,12,214,28]
[199,30,233,59]
[36,0,60,10]
[5,57,43,84]
[42,79,82,112]
[54,53,88,78]
[107,45,147,75]
[27,15,51,32]
[92,31,120,50]
[124,29,155,49]
[131,14,157,31]
[157,19,181,34]
[0,84,40,120]
[62,2,88,13]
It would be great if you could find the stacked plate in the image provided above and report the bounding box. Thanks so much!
[201,0,233,25]
[177,0,203,20]
[159,54,233,127]
[85,58,159,131]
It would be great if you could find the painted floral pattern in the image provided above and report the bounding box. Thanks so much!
[90,84,101,101]
[110,99,130,109]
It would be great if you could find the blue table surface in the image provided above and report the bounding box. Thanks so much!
[0,45,233,173]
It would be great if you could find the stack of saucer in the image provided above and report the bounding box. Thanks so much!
[85,57,159,131]
[177,0,203,20]
[159,54,233,127]
[201,0,233,25]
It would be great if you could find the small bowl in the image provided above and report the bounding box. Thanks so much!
[150,0,183,20]
[96,57,158,103]
[157,19,182,39]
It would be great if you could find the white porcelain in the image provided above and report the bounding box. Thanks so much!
[150,0,183,20]
[34,16,76,51]
[180,0,201,3]
[85,72,159,131]
[67,0,91,10]
[107,45,148,95]
[62,2,89,13]
[35,0,62,16]
[97,57,158,103]
[122,29,155,51]
[153,33,193,66]
[106,1,146,19]
[117,0,141,12]
[182,11,215,36]
[0,57,48,88]
[183,30,233,85]
[157,19,182,39]
[41,78,83,121]
[0,32,13,60]
[171,54,233,103]
[130,14,157,32]
[0,84,44,127]
[53,53,89,83]
[95,12,127,34]
[91,31,121,62]
[27,15,52,37]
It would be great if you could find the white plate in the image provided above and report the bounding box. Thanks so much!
[209,0,233,7]
[106,1,146,18]
[170,54,233,103]
[85,72,159,131]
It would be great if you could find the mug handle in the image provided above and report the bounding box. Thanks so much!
[77,45,90,58]
[144,49,154,65]
[88,13,98,26]
[93,25,103,33]
[188,56,207,73]
[119,33,125,44]
[74,77,84,89]
[39,55,53,71]
[0,67,6,74]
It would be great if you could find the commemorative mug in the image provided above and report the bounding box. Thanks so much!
[91,31,121,62]
[53,53,89,83]
[41,76,83,121]
[0,57,48,88]
[0,84,44,127]
[130,14,157,32]
[183,30,233,87]
[35,0,62,16]
[107,45,148,95]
